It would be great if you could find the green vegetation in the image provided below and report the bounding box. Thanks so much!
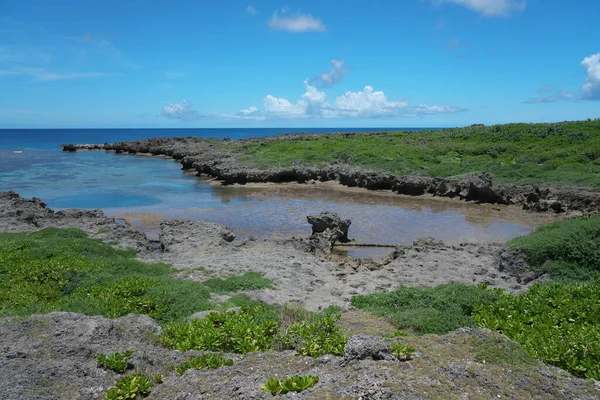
[261,375,320,396]
[176,354,234,375]
[474,279,600,380]
[507,216,600,282]
[279,313,347,357]
[389,342,415,361]
[229,119,600,187]
[0,228,272,324]
[160,306,347,357]
[203,272,272,293]
[97,350,133,373]
[351,283,500,334]
[105,374,152,400]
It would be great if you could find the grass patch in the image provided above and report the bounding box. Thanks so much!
[0,228,272,324]
[202,272,272,293]
[474,279,600,380]
[507,216,600,282]
[227,119,600,187]
[350,283,500,334]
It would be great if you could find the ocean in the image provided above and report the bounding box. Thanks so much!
[0,128,541,251]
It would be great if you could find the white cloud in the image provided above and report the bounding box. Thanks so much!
[310,59,348,88]
[581,53,600,100]
[161,83,465,122]
[246,5,258,15]
[161,101,202,121]
[0,67,107,81]
[268,10,326,32]
[435,0,526,17]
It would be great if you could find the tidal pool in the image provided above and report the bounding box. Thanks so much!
[1,150,556,258]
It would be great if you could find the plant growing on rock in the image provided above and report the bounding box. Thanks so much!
[389,342,415,361]
[97,350,133,373]
[105,374,151,400]
[176,354,234,375]
[261,375,320,395]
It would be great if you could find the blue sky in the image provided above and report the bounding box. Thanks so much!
[0,0,598,128]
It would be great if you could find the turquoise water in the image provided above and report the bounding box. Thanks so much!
[0,128,547,249]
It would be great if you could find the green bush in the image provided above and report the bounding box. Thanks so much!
[474,279,600,380]
[507,216,600,282]
[105,374,152,400]
[261,375,320,395]
[176,354,234,375]
[97,350,133,373]
[351,283,500,334]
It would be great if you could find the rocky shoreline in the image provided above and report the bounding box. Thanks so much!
[62,135,600,215]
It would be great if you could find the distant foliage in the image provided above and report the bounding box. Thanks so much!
[231,119,600,188]
[474,279,600,380]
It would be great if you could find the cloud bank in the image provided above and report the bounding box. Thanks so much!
[309,59,348,88]
[581,53,600,100]
[162,82,465,122]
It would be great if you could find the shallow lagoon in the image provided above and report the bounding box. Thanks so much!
[0,149,553,255]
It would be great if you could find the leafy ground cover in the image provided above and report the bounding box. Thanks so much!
[0,228,271,324]
[506,216,600,282]
[228,119,600,187]
[474,279,600,380]
[350,283,500,334]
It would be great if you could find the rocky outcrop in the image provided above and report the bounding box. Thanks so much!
[2,312,599,400]
[0,191,150,252]
[307,211,351,242]
[61,135,600,215]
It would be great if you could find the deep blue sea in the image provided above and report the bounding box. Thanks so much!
[0,128,543,251]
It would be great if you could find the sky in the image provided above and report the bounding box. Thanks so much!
[0,0,599,128]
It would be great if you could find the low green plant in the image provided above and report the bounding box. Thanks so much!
[474,279,600,380]
[507,216,600,282]
[105,374,151,400]
[160,306,278,353]
[261,375,320,395]
[202,272,272,293]
[97,350,133,373]
[389,342,415,361]
[280,314,347,357]
[351,283,500,334]
[382,331,407,338]
[176,354,234,374]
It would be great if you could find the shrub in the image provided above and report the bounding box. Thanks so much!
[176,354,234,375]
[474,279,600,380]
[507,216,600,282]
[261,375,320,395]
[351,283,499,334]
[97,350,133,373]
[105,374,152,400]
